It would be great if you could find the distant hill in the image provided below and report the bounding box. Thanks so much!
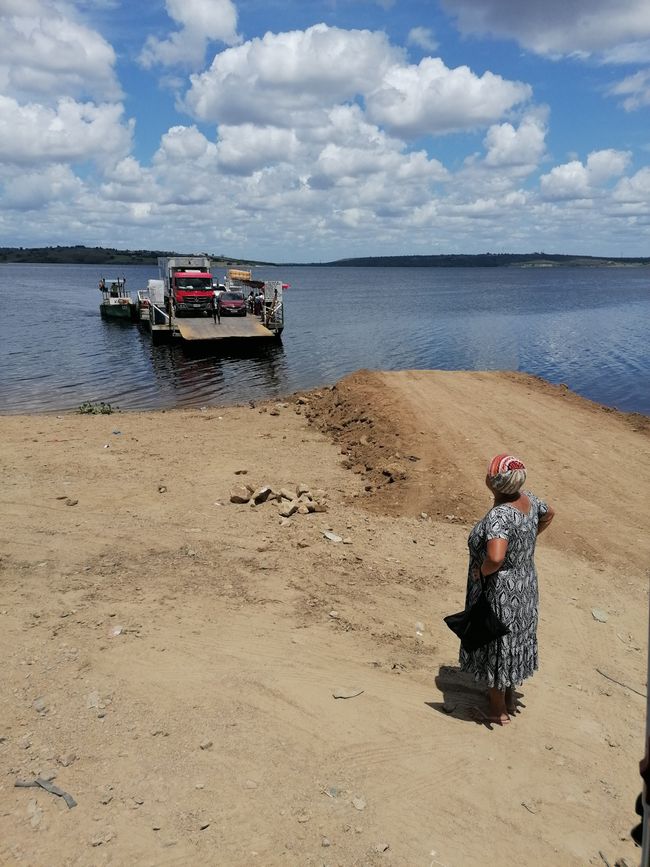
[2,246,648,268]
[319,253,650,268]
[0,246,277,267]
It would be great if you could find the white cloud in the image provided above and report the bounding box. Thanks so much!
[440,0,650,57]
[99,157,157,203]
[1,163,83,209]
[0,96,133,166]
[215,125,300,175]
[601,40,650,65]
[139,0,240,69]
[366,58,531,136]
[608,69,650,111]
[407,27,438,52]
[184,24,402,125]
[483,110,547,171]
[185,24,530,145]
[0,0,121,101]
[540,149,631,200]
[612,167,650,207]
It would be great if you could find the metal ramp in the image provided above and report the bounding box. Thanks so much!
[175,315,277,342]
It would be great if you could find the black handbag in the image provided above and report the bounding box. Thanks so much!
[444,573,510,651]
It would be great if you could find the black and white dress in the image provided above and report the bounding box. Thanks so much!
[459,491,548,690]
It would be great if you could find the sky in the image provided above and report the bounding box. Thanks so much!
[1,0,650,261]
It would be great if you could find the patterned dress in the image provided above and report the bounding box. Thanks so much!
[459,491,548,690]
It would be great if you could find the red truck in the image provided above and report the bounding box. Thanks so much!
[157,256,214,317]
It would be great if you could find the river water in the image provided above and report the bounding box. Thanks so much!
[0,262,648,415]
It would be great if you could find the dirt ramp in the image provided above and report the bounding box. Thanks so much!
[306,369,650,569]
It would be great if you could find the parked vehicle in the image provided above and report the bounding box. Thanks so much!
[218,291,247,316]
[158,256,214,317]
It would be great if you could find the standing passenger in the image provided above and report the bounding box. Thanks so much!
[459,454,555,725]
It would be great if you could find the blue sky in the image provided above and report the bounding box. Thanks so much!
[1,0,650,261]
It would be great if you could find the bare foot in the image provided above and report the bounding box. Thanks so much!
[506,688,524,715]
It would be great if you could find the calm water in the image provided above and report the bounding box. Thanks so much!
[1,262,648,415]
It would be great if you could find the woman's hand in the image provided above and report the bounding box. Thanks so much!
[537,504,555,535]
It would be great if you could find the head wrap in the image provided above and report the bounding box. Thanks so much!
[487,453,527,495]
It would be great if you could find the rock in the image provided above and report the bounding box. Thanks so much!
[592,608,609,623]
[329,610,339,619]
[158,486,167,493]
[296,483,310,496]
[321,837,331,847]
[279,517,292,527]
[65,498,78,506]
[33,697,47,714]
[352,796,367,811]
[234,469,248,475]
[373,843,390,853]
[279,500,299,518]
[199,739,213,750]
[312,502,328,513]
[244,779,258,790]
[252,485,273,504]
[57,752,76,767]
[279,488,295,501]
[86,690,100,709]
[269,409,280,416]
[199,821,211,830]
[297,540,310,548]
[323,531,342,543]
[100,789,113,805]
[342,537,353,545]
[296,504,310,515]
[296,810,310,823]
[230,487,251,504]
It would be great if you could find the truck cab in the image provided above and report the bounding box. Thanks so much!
[171,270,213,315]
[158,257,214,317]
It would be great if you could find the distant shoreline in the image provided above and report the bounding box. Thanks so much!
[1,246,649,268]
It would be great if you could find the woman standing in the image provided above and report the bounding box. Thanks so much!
[460,454,555,725]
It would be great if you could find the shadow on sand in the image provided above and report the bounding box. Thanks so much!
[426,664,524,730]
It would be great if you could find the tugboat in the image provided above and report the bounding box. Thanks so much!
[98,277,137,320]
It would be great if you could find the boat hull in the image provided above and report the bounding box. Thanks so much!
[100,301,135,320]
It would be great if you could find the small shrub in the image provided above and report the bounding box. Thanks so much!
[77,401,118,415]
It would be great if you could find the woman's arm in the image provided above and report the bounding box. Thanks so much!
[478,537,508,578]
[537,504,555,535]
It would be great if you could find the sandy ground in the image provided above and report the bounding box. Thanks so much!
[1,369,648,867]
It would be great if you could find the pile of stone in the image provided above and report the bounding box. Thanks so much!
[229,482,328,518]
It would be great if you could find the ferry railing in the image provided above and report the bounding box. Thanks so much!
[151,303,170,326]
[264,301,284,332]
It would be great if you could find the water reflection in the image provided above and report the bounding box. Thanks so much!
[146,338,288,407]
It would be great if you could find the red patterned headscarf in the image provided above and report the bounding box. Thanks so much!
[487,454,527,494]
